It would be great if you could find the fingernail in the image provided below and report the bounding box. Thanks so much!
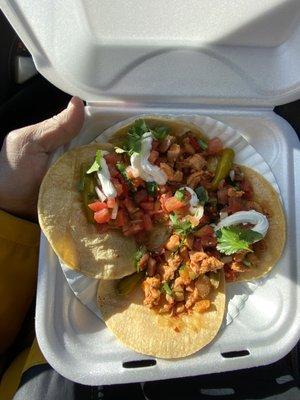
[67,96,83,109]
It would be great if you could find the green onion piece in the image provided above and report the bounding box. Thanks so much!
[194,186,208,205]
[152,126,169,141]
[198,139,208,150]
[175,188,185,201]
[161,282,172,295]
[146,181,158,197]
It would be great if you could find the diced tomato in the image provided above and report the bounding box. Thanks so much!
[123,221,144,236]
[207,138,223,155]
[164,196,186,212]
[132,177,144,188]
[152,140,159,151]
[143,213,153,231]
[140,201,154,211]
[107,163,119,178]
[197,214,210,227]
[94,208,111,224]
[195,225,215,238]
[188,135,201,152]
[107,198,116,208]
[104,153,119,164]
[111,178,123,196]
[115,209,128,227]
[124,197,139,214]
[201,235,217,248]
[193,238,203,251]
[239,179,253,200]
[134,189,148,203]
[88,201,108,212]
[217,188,229,205]
[227,197,245,214]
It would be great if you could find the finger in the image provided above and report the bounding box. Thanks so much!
[29,96,85,153]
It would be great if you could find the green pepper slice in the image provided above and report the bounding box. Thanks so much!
[210,148,235,190]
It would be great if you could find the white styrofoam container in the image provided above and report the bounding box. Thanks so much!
[1,0,300,386]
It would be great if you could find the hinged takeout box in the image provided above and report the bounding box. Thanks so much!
[1,0,300,385]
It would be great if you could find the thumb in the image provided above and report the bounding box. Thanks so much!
[30,96,85,153]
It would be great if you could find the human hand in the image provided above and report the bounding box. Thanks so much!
[0,96,84,221]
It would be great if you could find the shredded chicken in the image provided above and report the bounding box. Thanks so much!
[230,261,247,272]
[195,275,211,299]
[190,251,224,274]
[142,276,161,307]
[165,234,180,251]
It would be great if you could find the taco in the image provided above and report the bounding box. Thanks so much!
[38,143,137,279]
[97,269,225,358]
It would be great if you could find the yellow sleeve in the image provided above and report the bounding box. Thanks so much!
[0,210,40,354]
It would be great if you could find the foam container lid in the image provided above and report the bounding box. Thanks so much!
[1,0,300,106]
[1,0,300,385]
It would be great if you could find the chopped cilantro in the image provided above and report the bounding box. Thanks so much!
[86,150,102,174]
[161,282,172,296]
[146,181,157,197]
[169,213,194,237]
[198,138,208,150]
[216,226,263,255]
[116,162,127,178]
[175,188,185,201]
[134,245,147,272]
[194,186,209,205]
[152,126,169,141]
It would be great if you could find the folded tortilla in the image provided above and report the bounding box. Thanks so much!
[38,144,136,279]
[233,166,286,282]
[97,270,225,359]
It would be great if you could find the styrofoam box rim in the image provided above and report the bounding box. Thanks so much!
[36,107,300,385]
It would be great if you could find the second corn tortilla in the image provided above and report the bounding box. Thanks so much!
[233,166,286,282]
[97,271,225,359]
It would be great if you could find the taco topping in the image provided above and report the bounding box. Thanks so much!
[78,118,271,310]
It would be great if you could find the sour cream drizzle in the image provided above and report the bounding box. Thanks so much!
[97,151,117,198]
[130,132,167,185]
[216,210,269,239]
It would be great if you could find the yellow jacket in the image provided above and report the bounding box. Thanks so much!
[0,210,46,399]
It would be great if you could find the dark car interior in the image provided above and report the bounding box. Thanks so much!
[1,8,300,400]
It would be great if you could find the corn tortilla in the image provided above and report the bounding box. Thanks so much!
[38,144,136,279]
[233,166,286,282]
[97,271,225,359]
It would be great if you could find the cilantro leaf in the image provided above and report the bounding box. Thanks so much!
[116,162,127,177]
[216,226,263,255]
[124,119,150,155]
[152,126,169,141]
[198,138,208,150]
[194,186,208,205]
[146,181,157,197]
[86,150,102,174]
[175,188,185,201]
[134,245,147,272]
[170,213,194,237]
[161,282,172,295]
